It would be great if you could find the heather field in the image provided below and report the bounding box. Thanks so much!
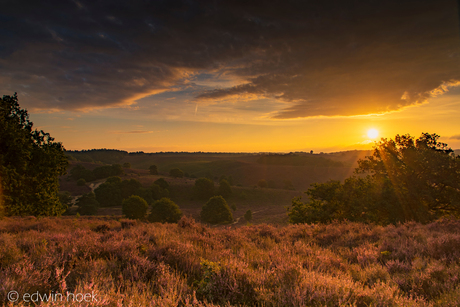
[1,217,460,306]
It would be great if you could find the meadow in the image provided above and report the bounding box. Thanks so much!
[1,216,460,306]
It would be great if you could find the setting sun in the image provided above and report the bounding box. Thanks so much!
[367,129,379,139]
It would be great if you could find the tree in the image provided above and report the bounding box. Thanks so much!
[200,196,233,224]
[120,178,142,199]
[123,162,131,168]
[356,133,460,222]
[218,179,232,198]
[150,183,169,200]
[0,93,68,216]
[76,192,99,216]
[122,195,148,220]
[288,133,460,225]
[148,197,182,223]
[149,165,159,175]
[77,178,86,186]
[94,180,122,207]
[194,178,215,199]
[244,210,252,222]
[169,168,184,178]
[154,178,169,189]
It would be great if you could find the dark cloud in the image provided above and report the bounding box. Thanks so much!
[1,0,459,117]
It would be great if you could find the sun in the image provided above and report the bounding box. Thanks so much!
[367,129,379,139]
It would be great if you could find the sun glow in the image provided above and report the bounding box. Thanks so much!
[367,129,379,139]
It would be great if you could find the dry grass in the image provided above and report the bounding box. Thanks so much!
[1,216,460,306]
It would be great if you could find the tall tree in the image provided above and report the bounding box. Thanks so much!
[0,93,68,216]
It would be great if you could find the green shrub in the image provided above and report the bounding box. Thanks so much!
[169,168,184,178]
[258,179,267,188]
[154,178,169,189]
[122,162,131,168]
[76,192,99,216]
[149,164,158,175]
[218,179,232,198]
[148,197,182,223]
[194,178,215,199]
[76,178,86,186]
[201,196,233,224]
[122,195,148,220]
[244,210,252,222]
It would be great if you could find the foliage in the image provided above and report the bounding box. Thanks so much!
[288,133,460,225]
[149,164,159,175]
[122,162,131,168]
[65,149,128,164]
[120,178,143,199]
[69,164,96,182]
[154,178,169,189]
[244,210,252,222]
[76,178,86,186]
[194,178,215,199]
[169,168,184,178]
[257,153,343,167]
[200,196,233,224]
[76,192,99,215]
[0,93,68,216]
[217,179,232,198]
[58,191,72,214]
[257,179,267,188]
[94,181,123,207]
[283,179,295,190]
[92,164,123,180]
[122,195,148,220]
[150,183,169,200]
[148,197,182,223]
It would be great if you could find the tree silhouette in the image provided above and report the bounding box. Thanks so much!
[0,93,68,216]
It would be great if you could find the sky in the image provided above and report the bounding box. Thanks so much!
[1,0,460,152]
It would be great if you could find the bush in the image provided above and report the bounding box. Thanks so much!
[150,183,169,200]
[244,210,252,222]
[122,195,148,220]
[154,178,169,189]
[148,197,182,223]
[218,179,232,198]
[258,179,267,188]
[149,164,158,175]
[194,178,215,200]
[169,168,184,178]
[94,181,122,207]
[76,178,86,186]
[122,162,131,168]
[201,196,233,224]
[76,192,99,216]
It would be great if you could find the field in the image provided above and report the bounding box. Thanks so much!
[1,217,460,306]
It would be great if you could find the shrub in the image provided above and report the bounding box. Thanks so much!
[258,179,267,188]
[150,184,169,200]
[154,178,169,190]
[122,195,148,220]
[76,178,86,186]
[194,178,215,199]
[244,210,253,222]
[218,179,232,198]
[201,196,233,224]
[169,168,184,178]
[149,164,158,175]
[123,162,131,168]
[94,181,122,207]
[148,198,182,223]
[76,192,99,215]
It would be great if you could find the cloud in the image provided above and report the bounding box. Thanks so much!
[448,135,460,140]
[1,0,459,118]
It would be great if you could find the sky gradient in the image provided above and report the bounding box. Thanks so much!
[2,0,460,152]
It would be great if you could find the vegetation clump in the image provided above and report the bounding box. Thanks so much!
[218,179,232,198]
[200,196,233,224]
[122,195,148,220]
[149,164,158,175]
[0,93,68,216]
[76,192,99,216]
[288,133,460,225]
[194,178,215,199]
[148,197,182,223]
[169,168,184,178]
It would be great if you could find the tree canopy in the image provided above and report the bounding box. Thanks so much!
[0,93,68,216]
[288,133,460,225]
[200,195,233,224]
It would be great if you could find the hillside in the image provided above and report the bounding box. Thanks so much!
[1,217,459,306]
